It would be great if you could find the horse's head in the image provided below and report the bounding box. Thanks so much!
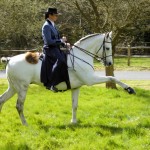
[96,32,113,67]
[73,32,113,67]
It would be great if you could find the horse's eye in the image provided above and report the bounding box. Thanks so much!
[106,47,110,50]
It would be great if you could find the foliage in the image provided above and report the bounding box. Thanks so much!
[75,0,150,46]
[0,0,48,49]
[0,0,149,50]
[73,0,150,88]
[0,80,150,150]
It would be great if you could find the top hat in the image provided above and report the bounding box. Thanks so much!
[45,8,61,15]
[45,8,61,19]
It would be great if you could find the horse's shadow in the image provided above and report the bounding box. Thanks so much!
[39,121,123,135]
[57,123,123,134]
[38,119,149,137]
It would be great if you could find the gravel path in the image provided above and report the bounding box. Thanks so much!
[0,70,150,80]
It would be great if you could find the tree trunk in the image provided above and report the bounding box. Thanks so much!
[105,65,117,89]
[105,41,118,89]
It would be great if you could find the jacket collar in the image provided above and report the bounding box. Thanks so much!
[46,19,55,27]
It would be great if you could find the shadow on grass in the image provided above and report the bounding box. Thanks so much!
[0,142,31,150]
[38,120,148,137]
[57,123,123,134]
[58,123,147,137]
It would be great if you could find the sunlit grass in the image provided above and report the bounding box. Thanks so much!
[94,57,150,70]
[0,80,150,150]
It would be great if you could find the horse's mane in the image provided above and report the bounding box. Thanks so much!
[79,33,100,42]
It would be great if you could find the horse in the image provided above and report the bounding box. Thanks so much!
[0,32,135,125]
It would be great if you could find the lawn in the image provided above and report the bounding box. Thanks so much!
[0,79,150,150]
[94,57,150,71]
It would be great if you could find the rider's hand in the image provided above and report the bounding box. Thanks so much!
[65,43,71,49]
[61,36,67,43]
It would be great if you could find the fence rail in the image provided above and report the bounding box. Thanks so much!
[116,46,150,49]
[1,46,150,66]
[115,45,150,66]
[0,49,41,57]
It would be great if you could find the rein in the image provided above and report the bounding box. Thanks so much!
[68,34,112,70]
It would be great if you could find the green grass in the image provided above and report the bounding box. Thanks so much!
[94,57,150,70]
[0,79,150,150]
[0,62,6,70]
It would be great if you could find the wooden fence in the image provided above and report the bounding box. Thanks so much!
[0,48,41,57]
[115,45,150,66]
[0,46,150,66]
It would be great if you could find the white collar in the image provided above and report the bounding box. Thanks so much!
[48,19,55,27]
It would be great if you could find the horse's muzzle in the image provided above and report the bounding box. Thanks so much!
[108,62,112,66]
[103,61,112,67]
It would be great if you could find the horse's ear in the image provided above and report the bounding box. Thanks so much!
[106,32,109,39]
[109,31,112,38]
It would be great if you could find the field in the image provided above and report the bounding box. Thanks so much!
[0,79,150,150]
[94,57,150,71]
[0,56,150,149]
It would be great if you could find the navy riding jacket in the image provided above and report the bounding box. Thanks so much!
[42,19,64,55]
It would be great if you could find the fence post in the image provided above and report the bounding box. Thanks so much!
[127,45,131,66]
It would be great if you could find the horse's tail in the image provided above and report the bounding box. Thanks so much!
[25,52,40,64]
[1,57,11,64]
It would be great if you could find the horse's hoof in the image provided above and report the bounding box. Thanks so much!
[71,119,77,124]
[125,87,136,94]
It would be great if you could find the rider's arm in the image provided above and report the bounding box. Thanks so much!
[42,25,63,46]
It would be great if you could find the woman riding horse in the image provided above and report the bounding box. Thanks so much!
[41,8,70,92]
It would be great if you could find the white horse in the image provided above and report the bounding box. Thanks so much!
[0,32,135,125]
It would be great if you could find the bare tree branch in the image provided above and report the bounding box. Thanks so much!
[75,0,93,28]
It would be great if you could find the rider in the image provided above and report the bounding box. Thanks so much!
[41,8,70,92]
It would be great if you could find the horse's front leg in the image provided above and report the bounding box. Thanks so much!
[71,88,80,124]
[88,73,136,94]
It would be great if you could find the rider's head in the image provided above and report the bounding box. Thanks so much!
[45,8,61,21]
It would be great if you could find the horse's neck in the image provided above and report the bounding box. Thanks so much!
[72,35,101,59]
[70,34,104,69]
[72,42,95,65]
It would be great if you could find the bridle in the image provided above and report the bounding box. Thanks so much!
[72,33,112,64]
[96,34,112,65]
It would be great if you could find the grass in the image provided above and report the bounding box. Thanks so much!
[94,57,150,70]
[0,79,150,150]
[0,62,5,70]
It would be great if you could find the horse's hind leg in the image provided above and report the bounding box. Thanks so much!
[0,87,16,112]
[16,90,28,126]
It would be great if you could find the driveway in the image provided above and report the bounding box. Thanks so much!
[98,70,150,80]
[0,70,150,80]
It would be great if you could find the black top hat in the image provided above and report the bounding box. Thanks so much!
[45,8,61,15]
[45,8,61,19]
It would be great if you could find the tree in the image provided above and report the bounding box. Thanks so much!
[0,0,49,49]
[74,0,150,88]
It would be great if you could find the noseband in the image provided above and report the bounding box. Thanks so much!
[96,35,112,64]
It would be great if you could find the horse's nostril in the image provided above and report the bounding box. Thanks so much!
[109,62,112,66]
